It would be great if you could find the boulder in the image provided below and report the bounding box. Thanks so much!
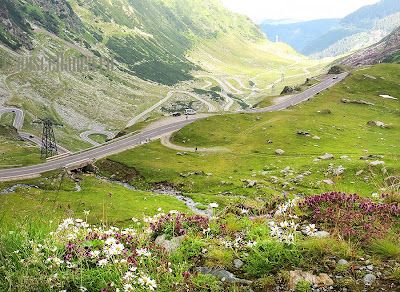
[234,259,244,269]
[318,109,332,114]
[328,65,344,74]
[312,136,320,140]
[367,120,387,128]
[363,274,376,285]
[341,99,374,106]
[155,234,186,254]
[289,270,334,289]
[337,259,348,265]
[333,165,346,176]
[275,149,285,155]
[319,153,334,160]
[195,266,252,284]
[360,154,384,160]
[281,86,294,94]
[370,161,385,166]
[311,231,330,238]
[323,179,334,186]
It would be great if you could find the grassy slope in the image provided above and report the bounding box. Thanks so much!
[100,64,400,197]
[0,176,191,225]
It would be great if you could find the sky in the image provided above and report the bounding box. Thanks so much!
[220,0,381,23]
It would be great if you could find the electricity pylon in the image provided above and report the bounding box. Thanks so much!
[34,117,62,159]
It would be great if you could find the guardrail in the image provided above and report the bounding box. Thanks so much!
[46,152,71,162]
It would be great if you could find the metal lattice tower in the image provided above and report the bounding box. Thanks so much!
[40,118,58,159]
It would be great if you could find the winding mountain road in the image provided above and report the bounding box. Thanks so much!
[0,108,24,130]
[0,107,70,154]
[0,73,347,181]
[125,90,216,128]
[80,131,116,146]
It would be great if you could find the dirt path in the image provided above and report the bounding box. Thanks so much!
[160,132,230,152]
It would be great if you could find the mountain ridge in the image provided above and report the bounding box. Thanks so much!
[259,18,341,53]
[340,26,400,66]
[302,0,400,58]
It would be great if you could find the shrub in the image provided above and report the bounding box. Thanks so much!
[173,238,205,262]
[369,239,400,260]
[149,212,209,239]
[244,240,302,276]
[295,280,312,292]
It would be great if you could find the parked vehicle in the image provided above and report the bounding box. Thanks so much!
[184,108,196,115]
[172,112,181,117]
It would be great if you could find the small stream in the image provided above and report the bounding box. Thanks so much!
[1,181,82,194]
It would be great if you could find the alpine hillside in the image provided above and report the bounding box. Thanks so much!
[341,25,400,66]
[302,0,400,58]
[0,0,328,151]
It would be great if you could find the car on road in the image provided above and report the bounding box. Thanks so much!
[333,76,338,79]
[184,109,196,115]
[29,135,34,138]
[172,112,181,117]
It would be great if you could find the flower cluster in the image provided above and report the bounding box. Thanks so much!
[149,212,209,239]
[224,202,269,217]
[299,191,400,243]
[220,234,257,250]
[41,211,189,291]
[122,267,157,291]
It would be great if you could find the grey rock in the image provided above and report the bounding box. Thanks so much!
[155,234,185,254]
[366,265,374,271]
[360,154,384,160]
[275,149,285,155]
[363,274,376,285]
[337,259,348,265]
[370,160,385,166]
[234,259,244,269]
[341,99,374,106]
[367,120,387,129]
[319,153,334,160]
[311,231,330,238]
[195,266,252,284]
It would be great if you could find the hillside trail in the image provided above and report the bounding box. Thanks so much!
[160,132,230,152]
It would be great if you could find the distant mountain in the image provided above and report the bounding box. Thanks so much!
[259,19,303,25]
[302,0,400,58]
[259,19,340,53]
[341,26,400,66]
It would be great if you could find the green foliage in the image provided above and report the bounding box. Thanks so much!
[298,237,354,263]
[205,246,234,268]
[295,280,312,292]
[173,238,206,262]
[391,268,400,283]
[369,239,400,260]
[244,240,302,276]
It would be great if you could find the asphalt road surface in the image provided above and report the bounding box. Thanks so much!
[0,108,69,154]
[0,108,24,130]
[0,73,348,181]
